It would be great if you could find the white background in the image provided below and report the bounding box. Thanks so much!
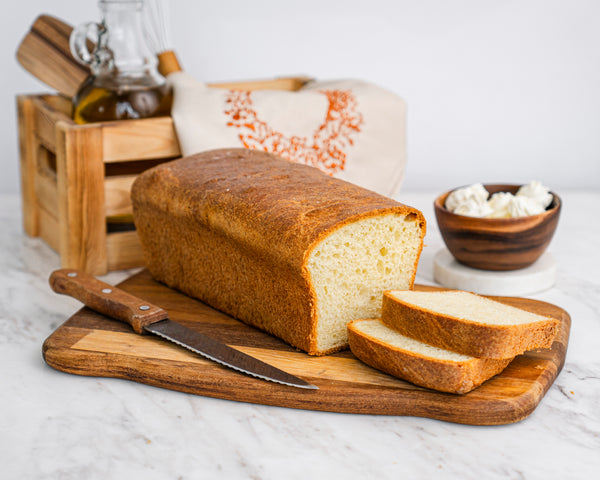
[1,0,599,195]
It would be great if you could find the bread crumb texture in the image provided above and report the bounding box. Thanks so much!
[351,318,472,362]
[389,290,552,326]
[308,213,424,352]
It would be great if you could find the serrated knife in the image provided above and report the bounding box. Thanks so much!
[49,269,317,390]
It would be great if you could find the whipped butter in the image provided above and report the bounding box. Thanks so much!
[445,181,552,218]
[516,181,553,209]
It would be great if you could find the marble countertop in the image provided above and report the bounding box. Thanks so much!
[1,190,599,479]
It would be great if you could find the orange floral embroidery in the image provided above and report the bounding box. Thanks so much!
[224,89,363,174]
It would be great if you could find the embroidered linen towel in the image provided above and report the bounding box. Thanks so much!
[169,72,407,197]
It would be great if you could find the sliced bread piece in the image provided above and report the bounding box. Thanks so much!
[347,319,512,394]
[382,290,559,359]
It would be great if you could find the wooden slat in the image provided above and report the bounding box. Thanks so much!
[41,94,72,116]
[37,205,60,252]
[32,96,74,152]
[106,231,145,271]
[17,96,39,236]
[36,142,57,172]
[34,156,58,220]
[208,76,312,92]
[101,117,180,163]
[56,121,107,274]
[16,15,89,98]
[104,175,136,217]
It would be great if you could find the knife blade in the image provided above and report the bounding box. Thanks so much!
[49,269,317,390]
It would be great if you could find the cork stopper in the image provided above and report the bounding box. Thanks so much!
[157,50,182,77]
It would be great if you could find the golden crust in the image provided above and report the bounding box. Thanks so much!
[347,319,512,394]
[131,148,426,355]
[381,291,559,358]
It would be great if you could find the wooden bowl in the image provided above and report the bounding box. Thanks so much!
[434,184,561,271]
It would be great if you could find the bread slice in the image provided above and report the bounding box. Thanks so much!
[382,290,559,358]
[131,148,426,355]
[347,319,512,394]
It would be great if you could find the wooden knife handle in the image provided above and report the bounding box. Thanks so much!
[49,269,168,334]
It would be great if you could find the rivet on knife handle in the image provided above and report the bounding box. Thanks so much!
[49,269,168,334]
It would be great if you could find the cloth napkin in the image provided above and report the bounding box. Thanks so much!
[169,72,407,197]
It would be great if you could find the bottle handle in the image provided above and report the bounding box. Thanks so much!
[70,21,104,66]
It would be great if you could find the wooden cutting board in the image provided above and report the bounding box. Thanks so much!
[43,269,570,425]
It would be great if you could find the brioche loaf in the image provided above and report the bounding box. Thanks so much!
[382,290,559,358]
[131,148,426,355]
[347,319,512,394]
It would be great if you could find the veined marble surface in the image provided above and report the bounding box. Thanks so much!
[1,191,599,479]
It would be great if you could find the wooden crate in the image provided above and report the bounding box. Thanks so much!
[17,76,310,274]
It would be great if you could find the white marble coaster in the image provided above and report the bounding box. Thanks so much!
[433,248,556,296]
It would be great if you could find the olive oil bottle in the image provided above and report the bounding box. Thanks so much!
[73,78,172,124]
[71,0,172,124]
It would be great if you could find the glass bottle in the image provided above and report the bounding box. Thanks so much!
[70,0,172,124]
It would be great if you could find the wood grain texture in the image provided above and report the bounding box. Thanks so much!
[208,76,311,92]
[16,15,89,98]
[37,207,60,252]
[43,270,570,425]
[49,269,168,334]
[105,231,145,271]
[35,147,60,252]
[55,123,107,274]
[434,185,561,271]
[17,96,38,236]
[32,96,74,152]
[101,117,181,162]
[104,175,137,217]
[34,147,58,214]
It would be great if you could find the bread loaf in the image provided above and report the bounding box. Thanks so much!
[347,319,512,394]
[131,148,426,355]
[382,290,559,358]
